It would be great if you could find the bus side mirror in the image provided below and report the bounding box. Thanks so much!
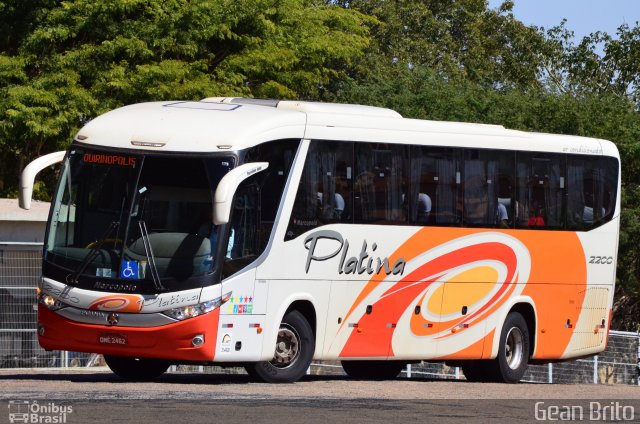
[19,151,66,210]
[214,162,269,225]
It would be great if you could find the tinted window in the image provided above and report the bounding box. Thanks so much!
[287,140,353,240]
[566,156,619,230]
[223,140,298,278]
[286,140,619,238]
[409,146,460,226]
[354,143,408,224]
[244,139,298,249]
[463,150,515,228]
[515,153,565,229]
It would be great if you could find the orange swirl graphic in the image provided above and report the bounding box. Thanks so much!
[89,294,144,313]
[340,238,521,357]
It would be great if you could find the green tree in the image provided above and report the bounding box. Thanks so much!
[330,0,547,90]
[542,20,640,105]
[0,0,374,193]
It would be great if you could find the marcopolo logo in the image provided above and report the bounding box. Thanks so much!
[8,400,73,423]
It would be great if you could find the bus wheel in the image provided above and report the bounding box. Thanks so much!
[104,355,170,381]
[341,360,405,380]
[245,310,314,383]
[489,312,530,383]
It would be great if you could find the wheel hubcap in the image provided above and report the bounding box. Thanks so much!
[271,324,300,369]
[505,327,524,370]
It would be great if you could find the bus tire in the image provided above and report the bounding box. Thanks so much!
[245,310,314,383]
[104,355,170,381]
[488,312,530,383]
[341,360,405,380]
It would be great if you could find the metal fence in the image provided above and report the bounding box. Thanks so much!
[0,243,98,368]
[1,242,639,385]
[388,329,640,385]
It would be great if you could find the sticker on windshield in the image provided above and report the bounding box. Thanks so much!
[120,261,140,279]
[96,267,113,278]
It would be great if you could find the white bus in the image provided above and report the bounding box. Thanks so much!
[21,98,620,383]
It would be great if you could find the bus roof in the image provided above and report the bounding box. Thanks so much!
[74,99,619,159]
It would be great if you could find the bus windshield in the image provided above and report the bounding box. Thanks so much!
[45,147,235,291]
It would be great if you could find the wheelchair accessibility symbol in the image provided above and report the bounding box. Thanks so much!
[120,261,139,279]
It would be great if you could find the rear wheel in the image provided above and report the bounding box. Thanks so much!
[489,312,530,383]
[494,312,529,382]
[462,312,530,383]
[104,355,170,381]
[245,310,314,383]
[341,360,405,380]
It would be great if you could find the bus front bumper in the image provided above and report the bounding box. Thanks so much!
[37,305,219,362]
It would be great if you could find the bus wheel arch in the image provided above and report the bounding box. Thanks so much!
[285,300,317,342]
[492,301,537,383]
[490,299,537,360]
[509,302,536,359]
[493,310,531,383]
[463,300,536,383]
[245,300,316,383]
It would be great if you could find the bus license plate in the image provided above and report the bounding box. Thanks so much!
[98,333,128,345]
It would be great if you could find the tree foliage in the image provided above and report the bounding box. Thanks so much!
[0,0,374,191]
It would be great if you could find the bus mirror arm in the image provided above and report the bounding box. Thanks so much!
[19,151,67,210]
[214,162,269,225]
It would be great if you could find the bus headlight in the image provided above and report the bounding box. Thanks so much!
[38,293,68,311]
[162,292,231,321]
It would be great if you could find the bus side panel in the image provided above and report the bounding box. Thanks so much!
[520,223,617,360]
[322,280,391,359]
[214,268,268,362]
[523,283,584,360]
[384,228,531,361]
[261,223,616,363]
[560,223,618,359]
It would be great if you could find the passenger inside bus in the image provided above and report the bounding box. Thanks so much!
[527,203,546,227]
[496,201,509,228]
[417,192,432,221]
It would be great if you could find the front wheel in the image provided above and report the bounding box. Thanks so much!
[104,355,170,381]
[245,310,314,383]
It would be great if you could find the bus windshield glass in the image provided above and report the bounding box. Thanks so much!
[45,147,234,290]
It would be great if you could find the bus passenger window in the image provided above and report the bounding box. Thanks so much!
[409,146,459,226]
[515,153,564,230]
[354,143,408,224]
[286,141,353,240]
[566,156,619,230]
[463,150,515,228]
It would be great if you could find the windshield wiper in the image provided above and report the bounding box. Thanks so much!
[67,221,119,285]
[138,220,165,292]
